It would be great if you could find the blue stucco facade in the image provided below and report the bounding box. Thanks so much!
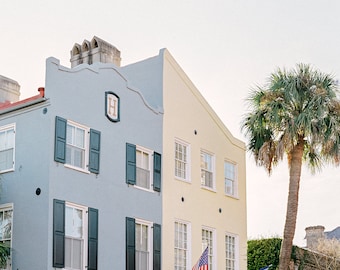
[0,55,163,269]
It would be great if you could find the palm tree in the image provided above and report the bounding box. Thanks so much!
[242,64,340,270]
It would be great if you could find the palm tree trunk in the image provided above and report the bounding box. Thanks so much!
[279,138,304,270]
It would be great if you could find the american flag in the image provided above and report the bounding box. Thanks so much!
[192,246,209,270]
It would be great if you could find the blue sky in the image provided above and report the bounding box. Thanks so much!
[2,0,340,246]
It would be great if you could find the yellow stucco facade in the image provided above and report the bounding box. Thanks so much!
[161,49,247,270]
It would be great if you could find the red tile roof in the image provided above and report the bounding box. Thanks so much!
[0,87,45,111]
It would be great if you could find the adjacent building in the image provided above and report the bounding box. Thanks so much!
[0,36,247,269]
[305,225,340,250]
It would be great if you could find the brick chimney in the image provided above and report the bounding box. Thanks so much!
[0,75,20,103]
[70,36,121,68]
[305,225,325,249]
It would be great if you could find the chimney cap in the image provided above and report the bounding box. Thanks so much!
[305,225,325,231]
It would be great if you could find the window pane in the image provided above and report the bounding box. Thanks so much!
[175,142,188,179]
[143,152,149,168]
[142,225,148,251]
[65,205,85,270]
[0,149,13,172]
[136,150,149,170]
[175,222,187,269]
[67,125,74,144]
[136,222,149,270]
[224,162,235,179]
[73,148,84,168]
[0,129,14,151]
[66,123,86,169]
[201,153,212,170]
[225,179,233,195]
[136,167,150,188]
[0,128,15,172]
[75,128,85,148]
[202,229,213,269]
[226,235,236,270]
[6,130,14,149]
[0,132,5,150]
[136,148,151,189]
[201,152,214,188]
[136,224,141,249]
[0,210,12,240]
[65,206,83,238]
[65,237,83,270]
[225,162,236,195]
[72,238,82,269]
[65,237,72,268]
[136,223,148,252]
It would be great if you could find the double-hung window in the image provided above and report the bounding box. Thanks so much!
[175,139,190,181]
[224,161,238,197]
[136,147,152,189]
[53,200,98,270]
[0,124,15,173]
[202,228,215,270]
[54,116,101,174]
[125,217,161,270]
[200,151,215,189]
[126,143,161,192]
[65,203,87,270]
[135,220,152,270]
[174,221,189,270]
[0,204,12,270]
[66,122,87,170]
[225,233,238,270]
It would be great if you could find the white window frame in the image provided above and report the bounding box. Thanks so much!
[65,120,90,173]
[200,150,215,190]
[0,123,15,173]
[64,202,88,270]
[224,161,238,198]
[174,220,191,270]
[135,146,154,191]
[202,226,216,270]
[135,219,153,270]
[0,203,13,270]
[175,138,191,182]
[225,232,239,270]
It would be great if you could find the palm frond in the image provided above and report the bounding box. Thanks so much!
[241,63,340,174]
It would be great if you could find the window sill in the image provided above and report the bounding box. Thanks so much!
[132,185,155,193]
[0,168,14,174]
[225,193,239,200]
[64,164,90,174]
[174,177,191,184]
[201,186,216,193]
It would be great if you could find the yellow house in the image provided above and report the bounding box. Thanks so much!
[161,49,247,270]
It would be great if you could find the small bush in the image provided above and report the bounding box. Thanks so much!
[248,238,281,270]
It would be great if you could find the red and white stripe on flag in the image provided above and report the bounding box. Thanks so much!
[192,246,209,270]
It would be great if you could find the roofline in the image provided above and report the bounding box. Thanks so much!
[0,88,46,115]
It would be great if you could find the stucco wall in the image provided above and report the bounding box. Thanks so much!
[161,49,247,270]
[0,56,163,269]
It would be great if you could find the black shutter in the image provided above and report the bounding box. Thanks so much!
[153,223,161,270]
[54,116,67,163]
[53,199,65,268]
[89,129,101,174]
[153,152,161,192]
[88,208,98,270]
[126,217,135,270]
[126,143,136,185]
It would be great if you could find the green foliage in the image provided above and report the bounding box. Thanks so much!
[0,242,10,267]
[248,238,282,270]
[242,63,340,175]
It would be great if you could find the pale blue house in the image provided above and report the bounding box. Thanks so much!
[0,36,163,270]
